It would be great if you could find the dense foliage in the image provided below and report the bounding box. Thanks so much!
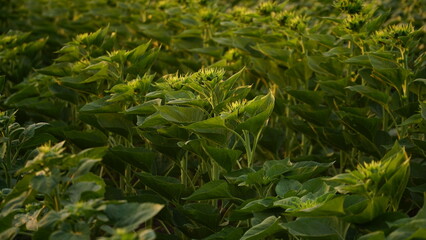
[1,0,425,239]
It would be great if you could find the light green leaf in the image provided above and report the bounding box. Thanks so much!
[281,216,344,239]
[156,105,205,123]
[275,179,302,197]
[241,216,283,240]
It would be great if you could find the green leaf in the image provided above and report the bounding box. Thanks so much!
[203,227,244,240]
[189,47,223,58]
[105,202,163,230]
[221,68,245,97]
[156,105,205,123]
[182,203,220,228]
[81,26,109,46]
[237,92,275,134]
[240,198,276,212]
[184,116,229,144]
[31,175,59,195]
[275,179,302,197]
[124,99,162,115]
[368,52,399,70]
[281,216,344,239]
[358,231,386,240]
[67,172,106,202]
[95,113,134,137]
[343,196,389,224]
[287,90,324,106]
[136,172,186,201]
[346,85,390,105]
[286,161,333,181]
[127,41,151,63]
[241,216,283,240]
[307,56,338,77]
[289,196,346,217]
[344,55,371,66]
[421,102,426,120]
[183,180,234,201]
[64,130,108,148]
[290,105,332,126]
[104,146,155,173]
[263,158,293,179]
[204,146,242,172]
[79,97,121,113]
[37,63,72,77]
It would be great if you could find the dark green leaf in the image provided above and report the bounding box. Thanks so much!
[183,180,234,201]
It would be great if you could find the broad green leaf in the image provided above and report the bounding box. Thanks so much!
[203,227,243,240]
[182,203,220,228]
[138,112,170,128]
[237,92,275,134]
[307,56,338,77]
[48,83,78,103]
[4,85,38,106]
[399,114,423,126]
[339,112,381,139]
[81,25,109,46]
[368,52,399,70]
[125,99,162,115]
[241,216,283,240]
[221,68,245,96]
[79,97,121,113]
[80,62,109,83]
[240,198,276,212]
[104,146,155,172]
[64,130,108,148]
[183,180,234,201]
[37,63,72,77]
[205,146,242,172]
[189,47,223,58]
[127,48,159,75]
[344,55,371,66]
[275,179,302,197]
[156,105,205,123]
[286,161,333,181]
[105,202,163,230]
[323,47,351,57]
[387,219,426,240]
[263,158,293,179]
[31,174,59,195]
[139,24,171,43]
[50,229,90,240]
[95,113,134,137]
[136,172,186,201]
[290,105,332,126]
[358,231,386,240]
[308,34,336,47]
[343,196,389,224]
[346,85,390,105]
[253,43,292,63]
[421,102,426,120]
[287,89,324,106]
[127,41,151,63]
[289,196,346,217]
[281,216,345,239]
[184,116,229,143]
[68,172,106,202]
